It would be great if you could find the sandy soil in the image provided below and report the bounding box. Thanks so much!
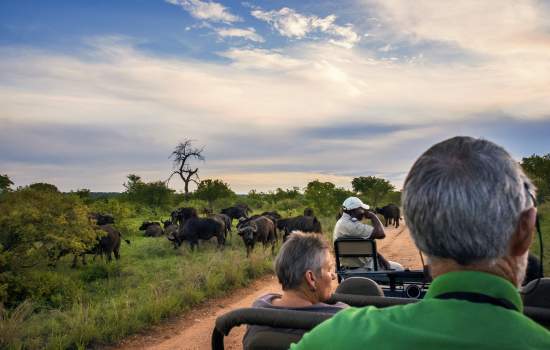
[109,225,422,350]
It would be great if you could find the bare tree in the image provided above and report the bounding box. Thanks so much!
[167,140,205,197]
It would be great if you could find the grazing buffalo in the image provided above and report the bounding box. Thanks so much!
[89,212,115,225]
[261,211,282,222]
[237,216,276,257]
[375,204,400,228]
[221,206,249,225]
[168,213,225,250]
[139,221,164,237]
[208,213,232,240]
[163,220,179,239]
[171,207,198,226]
[93,224,131,261]
[277,215,322,241]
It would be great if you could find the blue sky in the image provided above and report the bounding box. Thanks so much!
[1,0,550,193]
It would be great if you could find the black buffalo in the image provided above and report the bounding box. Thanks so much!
[168,213,225,250]
[89,212,115,225]
[139,221,164,237]
[171,207,198,226]
[209,213,232,240]
[237,216,276,257]
[221,206,249,226]
[277,215,322,241]
[375,204,400,228]
[163,220,179,239]
[92,224,131,262]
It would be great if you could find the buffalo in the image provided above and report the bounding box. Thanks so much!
[221,206,249,227]
[94,224,131,261]
[171,207,198,226]
[168,212,225,250]
[89,212,115,225]
[208,213,232,240]
[277,215,322,241]
[163,220,179,239]
[375,204,400,228]
[237,216,276,257]
[139,221,164,237]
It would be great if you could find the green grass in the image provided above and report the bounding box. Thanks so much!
[530,202,550,276]
[1,218,274,350]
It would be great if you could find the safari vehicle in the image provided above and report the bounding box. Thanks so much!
[211,237,550,349]
[211,277,550,350]
[333,237,430,298]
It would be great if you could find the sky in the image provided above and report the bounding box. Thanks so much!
[1,0,550,193]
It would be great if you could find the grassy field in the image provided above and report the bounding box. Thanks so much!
[2,204,548,350]
[1,217,274,350]
[530,202,550,275]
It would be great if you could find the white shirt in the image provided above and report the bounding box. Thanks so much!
[333,213,374,269]
[333,213,374,241]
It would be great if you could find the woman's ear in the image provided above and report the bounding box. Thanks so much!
[510,207,536,257]
[304,269,317,291]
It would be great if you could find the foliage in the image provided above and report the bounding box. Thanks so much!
[351,176,395,207]
[530,202,550,276]
[194,179,235,209]
[0,174,14,194]
[3,233,274,349]
[304,180,353,217]
[74,188,91,201]
[123,174,175,210]
[382,190,402,206]
[27,182,59,193]
[521,153,550,203]
[0,187,97,307]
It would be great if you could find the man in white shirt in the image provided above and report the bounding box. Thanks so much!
[333,197,403,270]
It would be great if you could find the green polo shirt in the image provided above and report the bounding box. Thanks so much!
[291,271,550,349]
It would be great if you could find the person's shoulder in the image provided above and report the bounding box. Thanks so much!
[291,306,382,349]
[252,293,281,308]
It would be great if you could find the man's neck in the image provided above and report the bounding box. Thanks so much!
[272,288,318,308]
[429,256,523,288]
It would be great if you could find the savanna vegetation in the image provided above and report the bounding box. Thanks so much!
[0,151,548,349]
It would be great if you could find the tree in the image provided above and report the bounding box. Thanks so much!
[304,180,352,217]
[194,179,235,210]
[521,153,550,203]
[168,140,205,198]
[351,176,395,207]
[0,187,97,306]
[28,182,59,193]
[123,174,175,209]
[0,174,14,194]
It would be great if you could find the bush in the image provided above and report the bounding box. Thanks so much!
[0,187,96,307]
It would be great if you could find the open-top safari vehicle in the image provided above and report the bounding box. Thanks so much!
[211,237,550,349]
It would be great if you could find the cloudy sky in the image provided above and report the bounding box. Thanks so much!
[1,0,550,193]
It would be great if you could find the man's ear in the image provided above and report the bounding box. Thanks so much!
[304,270,316,289]
[509,207,537,257]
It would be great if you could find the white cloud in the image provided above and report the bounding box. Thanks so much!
[251,7,360,48]
[2,22,550,191]
[366,0,550,56]
[215,27,264,42]
[166,0,241,23]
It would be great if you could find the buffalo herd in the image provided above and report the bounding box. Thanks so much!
[83,203,400,264]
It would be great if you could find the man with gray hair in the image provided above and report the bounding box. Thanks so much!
[293,136,550,349]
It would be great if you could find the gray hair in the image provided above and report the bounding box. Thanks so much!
[275,232,329,290]
[402,136,535,265]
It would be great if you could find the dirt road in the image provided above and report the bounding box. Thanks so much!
[112,225,422,350]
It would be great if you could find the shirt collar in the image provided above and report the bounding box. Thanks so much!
[425,271,523,312]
